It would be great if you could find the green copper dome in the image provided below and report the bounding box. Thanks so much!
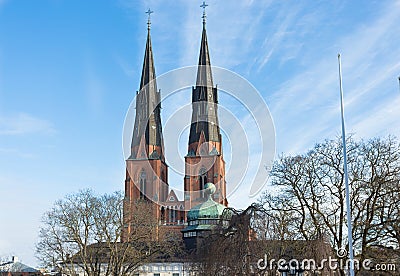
[187,183,226,221]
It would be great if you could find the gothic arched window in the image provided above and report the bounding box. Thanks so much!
[139,170,146,199]
[161,206,165,224]
[199,168,207,199]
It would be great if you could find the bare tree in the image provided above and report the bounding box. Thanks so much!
[261,136,400,275]
[189,204,333,275]
[36,189,181,276]
[190,205,261,275]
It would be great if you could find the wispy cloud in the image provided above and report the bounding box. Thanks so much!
[257,2,302,71]
[268,0,400,154]
[0,113,55,136]
[114,53,137,77]
[352,95,400,139]
[84,68,104,115]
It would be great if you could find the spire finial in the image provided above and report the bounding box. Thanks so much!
[146,8,153,30]
[200,1,208,25]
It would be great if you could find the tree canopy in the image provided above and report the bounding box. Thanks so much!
[260,136,400,274]
[36,189,181,276]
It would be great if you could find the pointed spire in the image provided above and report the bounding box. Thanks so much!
[188,3,220,148]
[196,2,213,88]
[140,10,156,90]
[131,10,164,161]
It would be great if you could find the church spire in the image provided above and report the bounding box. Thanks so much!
[140,9,155,90]
[196,1,213,88]
[188,2,220,148]
[130,10,164,161]
[184,2,227,210]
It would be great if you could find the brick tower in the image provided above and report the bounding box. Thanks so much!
[123,12,187,242]
[184,12,228,212]
[123,15,171,240]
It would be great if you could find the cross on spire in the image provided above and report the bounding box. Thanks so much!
[146,8,153,30]
[200,1,208,25]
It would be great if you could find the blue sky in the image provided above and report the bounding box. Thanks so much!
[1,0,400,268]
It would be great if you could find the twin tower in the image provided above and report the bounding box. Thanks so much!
[123,9,227,237]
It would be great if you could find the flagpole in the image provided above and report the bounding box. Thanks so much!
[338,54,355,276]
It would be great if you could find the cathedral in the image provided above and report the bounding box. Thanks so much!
[123,4,228,242]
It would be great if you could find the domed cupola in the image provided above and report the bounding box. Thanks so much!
[182,183,232,249]
[187,183,225,220]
